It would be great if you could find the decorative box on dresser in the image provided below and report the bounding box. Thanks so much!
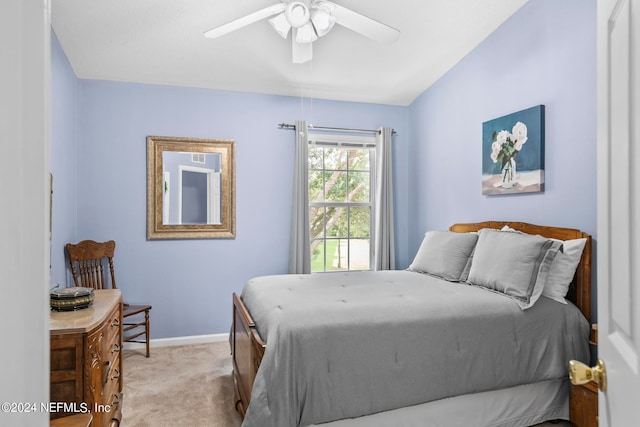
[50,289,123,427]
[569,324,598,427]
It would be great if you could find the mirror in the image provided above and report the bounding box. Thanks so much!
[147,136,235,239]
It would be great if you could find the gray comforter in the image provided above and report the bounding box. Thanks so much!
[240,270,589,427]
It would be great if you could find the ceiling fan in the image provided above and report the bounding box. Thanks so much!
[203,0,399,63]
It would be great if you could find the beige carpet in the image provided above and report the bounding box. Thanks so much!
[122,342,242,427]
[122,342,572,427]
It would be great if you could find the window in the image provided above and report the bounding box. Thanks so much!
[308,134,376,272]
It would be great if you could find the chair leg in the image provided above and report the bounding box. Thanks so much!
[145,309,150,358]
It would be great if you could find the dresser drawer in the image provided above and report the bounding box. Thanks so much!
[104,325,121,362]
[104,306,121,349]
[103,352,121,397]
[100,320,122,427]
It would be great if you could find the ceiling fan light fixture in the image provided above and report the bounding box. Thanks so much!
[286,2,311,28]
[295,22,318,44]
[269,12,291,38]
[203,0,400,64]
[310,5,335,37]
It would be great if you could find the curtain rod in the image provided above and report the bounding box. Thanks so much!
[278,123,396,135]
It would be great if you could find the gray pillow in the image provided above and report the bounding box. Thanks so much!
[467,228,562,309]
[409,231,478,281]
[500,226,587,304]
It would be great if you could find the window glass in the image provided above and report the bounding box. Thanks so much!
[309,144,374,272]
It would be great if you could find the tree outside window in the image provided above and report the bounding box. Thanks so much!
[309,145,374,272]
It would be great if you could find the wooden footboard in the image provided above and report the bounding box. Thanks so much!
[231,292,266,419]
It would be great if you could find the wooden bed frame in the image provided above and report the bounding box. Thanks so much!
[230,221,592,419]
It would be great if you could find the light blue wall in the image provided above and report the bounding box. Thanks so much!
[50,32,78,288]
[50,0,597,338]
[408,0,596,247]
[50,48,410,337]
[407,0,597,317]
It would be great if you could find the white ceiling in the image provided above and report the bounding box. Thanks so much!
[51,0,528,106]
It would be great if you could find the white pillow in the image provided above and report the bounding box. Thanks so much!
[409,231,478,282]
[543,238,587,304]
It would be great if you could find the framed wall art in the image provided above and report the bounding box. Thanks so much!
[482,105,545,195]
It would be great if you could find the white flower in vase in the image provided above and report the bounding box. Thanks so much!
[512,121,528,150]
[490,121,528,188]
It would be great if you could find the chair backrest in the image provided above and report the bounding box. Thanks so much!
[66,240,118,290]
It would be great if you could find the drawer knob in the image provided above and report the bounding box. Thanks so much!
[111,393,121,406]
[111,368,120,381]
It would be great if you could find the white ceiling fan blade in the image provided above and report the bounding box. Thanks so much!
[326,1,399,43]
[204,3,286,38]
[292,38,312,63]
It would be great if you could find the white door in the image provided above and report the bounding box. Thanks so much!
[596,0,640,425]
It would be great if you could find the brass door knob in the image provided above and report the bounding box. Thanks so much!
[569,359,607,392]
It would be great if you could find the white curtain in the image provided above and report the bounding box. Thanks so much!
[288,120,311,274]
[374,128,395,270]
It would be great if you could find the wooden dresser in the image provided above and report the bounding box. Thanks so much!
[50,289,123,427]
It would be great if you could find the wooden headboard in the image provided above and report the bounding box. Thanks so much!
[449,221,592,323]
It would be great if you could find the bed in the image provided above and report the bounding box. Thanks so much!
[230,221,593,427]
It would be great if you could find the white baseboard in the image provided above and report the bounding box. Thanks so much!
[123,333,229,351]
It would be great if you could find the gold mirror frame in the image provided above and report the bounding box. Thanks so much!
[147,136,235,239]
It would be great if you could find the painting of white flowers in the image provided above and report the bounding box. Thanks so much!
[482,105,545,195]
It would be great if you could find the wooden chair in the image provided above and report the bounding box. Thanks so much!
[65,240,152,358]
